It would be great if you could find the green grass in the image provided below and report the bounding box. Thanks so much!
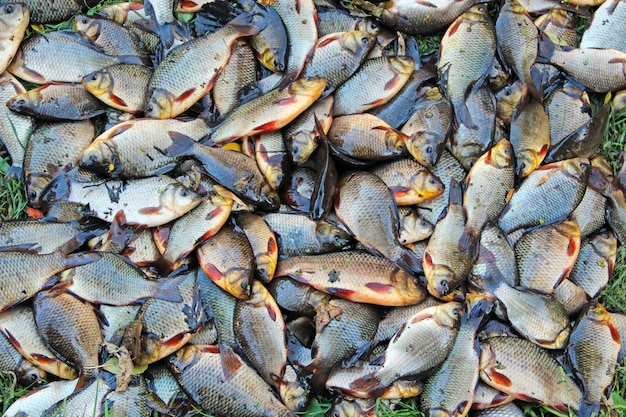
[0,156,27,221]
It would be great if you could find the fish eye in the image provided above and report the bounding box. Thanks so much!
[81,18,89,24]
[146,104,153,112]
[429,177,436,184]
[91,74,98,81]
[180,188,191,197]
[28,189,37,200]
[240,281,248,289]
[16,99,25,106]
[452,308,460,316]
[361,37,369,45]
[332,412,341,417]
[567,10,574,16]
[426,146,433,154]
[504,89,511,96]
[580,162,589,170]
[5,5,13,13]
[519,162,526,169]
[478,5,486,11]
[29,373,38,382]
[420,220,428,226]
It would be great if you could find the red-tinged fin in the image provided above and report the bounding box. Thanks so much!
[274,96,298,106]
[486,369,512,387]
[384,74,401,91]
[202,262,224,281]
[608,258,615,276]
[265,300,277,321]
[129,2,144,9]
[178,0,198,9]
[200,345,221,354]
[26,207,44,219]
[348,374,385,398]
[567,238,578,257]
[253,120,279,133]
[21,66,46,83]
[608,57,626,66]
[325,287,357,299]
[409,310,434,324]
[609,322,621,343]
[205,205,224,221]
[30,353,56,365]
[484,147,493,164]
[4,330,22,351]
[389,185,411,199]
[267,236,277,253]
[416,0,437,7]
[74,375,94,392]
[164,131,197,157]
[138,206,162,215]
[295,0,301,13]
[424,251,433,268]
[175,87,197,103]
[163,332,187,348]
[108,123,132,138]
[108,93,128,108]
[538,144,549,158]
[317,34,339,48]
[153,275,184,303]
[515,393,540,403]
[220,345,242,381]
[448,19,462,36]
[365,282,394,294]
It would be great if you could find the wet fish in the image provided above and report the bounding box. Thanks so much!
[0,0,97,24]
[82,64,153,114]
[580,0,626,52]
[397,207,434,244]
[0,3,28,74]
[469,225,518,290]
[370,158,444,205]
[545,81,591,147]
[535,9,578,48]
[255,131,291,190]
[3,379,79,417]
[7,83,107,121]
[236,212,278,283]
[249,5,287,73]
[0,330,46,387]
[569,230,617,298]
[266,276,332,317]
[510,94,551,178]
[212,39,257,117]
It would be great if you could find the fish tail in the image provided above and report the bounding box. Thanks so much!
[536,34,556,64]
[153,275,185,303]
[453,101,474,130]
[349,373,386,398]
[458,225,479,254]
[302,364,330,394]
[2,165,22,185]
[394,247,424,276]
[228,4,269,38]
[165,131,197,157]
[63,252,101,268]
[577,400,601,417]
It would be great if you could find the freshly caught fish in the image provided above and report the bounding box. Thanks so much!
[82,64,153,114]
[304,298,379,392]
[3,379,79,417]
[510,94,551,178]
[580,0,626,52]
[43,375,113,417]
[495,81,524,128]
[438,4,496,129]
[370,158,444,205]
[7,30,143,84]
[263,212,351,258]
[0,303,78,379]
[143,0,190,52]
[0,3,28,74]
[236,212,278,282]
[0,0,97,24]
[424,179,478,299]
[196,268,239,351]
[552,278,590,317]
[569,230,617,298]
[266,276,332,317]
[333,56,414,116]
[471,382,514,410]
[397,207,434,244]
[335,171,423,275]
[101,375,151,416]
[349,302,461,398]
[275,250,427,306]
[371,296,443,346]
[196,223,254,300]
[469,225,518,290]
[33,290,102,380]
[317,3,380,37]
[145,8,267,118]
[0,72,34,180]
[328,114,408,161]
[0,330,46,387]
[535,9,578,48]
[162,132,280,211]
[498,158,590,233]
[308,126,338,220]
[545,81,591,147]
[515,219,580,294]
[7,83,107,121]
[212,39,257,117]
[471,402,524,417]
[480,336,582,412]
[565,302,621,417]
[303,30,376,93]
[168,345,295,417]
[536,35,626,92]
[255,131,291,190]
[249,5,288,73]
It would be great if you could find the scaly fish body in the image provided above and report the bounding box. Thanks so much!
[284,95,334,166]
[371,158,444,205]
[82,64,153,114]
[510,95,551,178]
[0,3,28,74]
[569,230,617,298]
[580,0,626,52]
[236,212,278,282]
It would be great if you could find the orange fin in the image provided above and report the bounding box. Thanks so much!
[108,93,128,108]
[175,87,197,103]
[220,345,242,381]
[138,206,162,215]
[365,282,393,294]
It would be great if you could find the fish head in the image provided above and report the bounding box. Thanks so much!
[26,173,52,207]
[315,223,352,250]
[563,157,590,181]
[256,251,277,283]
[145,89,175,119]
[82,69,113,97]
[464,4,491,21]
[428,408,452,417]
[257,47,285,73]
[74,15,101,40]
[591,230,617,260]
[223,268,252,299]
[384,129,409,156]
[585,301,612,325]
[495,81,525,122]
[399,212,434,243]
[357,18,380,36]
[437,301,463,328]
[16,360,47,387]
[160,183,202,216]
[291,132,317,166]
[489,138,514,169]
[410,171,445,201]
[278,380,310,412]
[426,264,456,298]
[168,345,200,375]
[340,31,375,55]
[407,131,441,167]
[329,398,367,417]
[6,89,42,115]
[543,9,577,30]
[515,149,540,178]
[555,219,580,240]
[388,379,423,398]
[289,77,327,99]
[390,56,415,76]
[0,2,28,26]
[79,140,122,177]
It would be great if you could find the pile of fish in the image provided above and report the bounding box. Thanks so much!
[0,0,626,415]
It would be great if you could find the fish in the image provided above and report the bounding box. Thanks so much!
[33,290,102,381]
[333,56,415,116]
[167,344,295,417]
[495,81,525,128]
[349,302,462,398]
[397,207,435,244]
[212,39,257,118]
[263,212,351,258]
[7,30,144,84]
[479,336,583,412]
[236,212,278,283]
[370,158,445,205]
[0,72,34,181]
[255,131,291,191]
[535,9,579,48]
[536,35,626,93]
[303,30,376,94]
[0,330,47,387]
[196,223,255,300]
[0,0,98,24]
[471,382,514,410]
[3,379,79,417]
[43,375,114,416]
[469,225,518,290]
[248,5,288,73]
[308,124,338,220]
[74,15,151,65]
[275,250,427,306]
[471,402,525,417]
[424,179,478,299]
[82,64,153,114]
[515,219,581,294]
[565,302,621,417]
[569,229,617,297]
[160,132,280,211]
[136,270,204,365]
[145,7,268,118]
[7,83,108,121]
[420,298,493,417]
[0,303,79,379]
[552,278,590,317]
[304,298,379,392]
[44,171,202,228]
[143,0,190,52]
[335,171,423,276]
[266,276,332,317]
[328,114,409,162]
[0,3,28,74]
[438,4,496,129]
[400,87,453,168]
[498,158,590,233]
[579,0,626,52]
[495,0,540,98]
[509,94,551,178]
[0,251,98,313]
[461,138,515,249]
[207,77,327,146]
[101,375,151,416]
[544,81,591,147]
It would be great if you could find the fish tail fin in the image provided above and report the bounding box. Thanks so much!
[349,373,388,398]
[227,4,269,38]
[464,296,494,330]
[536,33,556,64]
[153,275,185,303]
[394,247,424,275]
[577,400,601,417]
[165,131,197,157]
[2,164,22,185]
[458,225,480,254]
[453,101,474,130]
[301,364,329,394]
[143,0,191,50]
[63,252,101,268]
